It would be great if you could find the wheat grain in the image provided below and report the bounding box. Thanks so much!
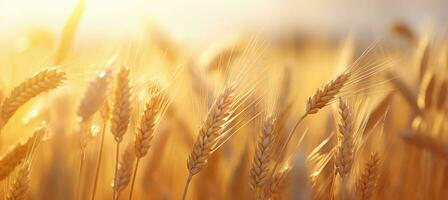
[356,153,380,200]
[0,69,65,130]
[250,116,276,192]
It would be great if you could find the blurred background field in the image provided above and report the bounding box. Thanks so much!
[0,0,448,199]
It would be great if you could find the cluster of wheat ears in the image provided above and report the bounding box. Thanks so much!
[1,2,448,200]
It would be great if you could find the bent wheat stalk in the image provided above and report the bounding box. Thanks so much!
[0,128,46,181]
[129,84,166,200]
[182,86,236,200]
[77,68,110,195]
[272,72,351,176]
[91,101,110,200]
[0,69,65,130]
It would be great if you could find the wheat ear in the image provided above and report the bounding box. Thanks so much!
[129,84,166,200]
[110,67,132,200]
[6,164,31,200]
[111,67,132,143]
[90,99,111,200]
[356,153,380,200]
[0,128,45,181]
[182,86,235,200]
[306,72,351,114]
[112,143,135,200]
[263,168,291,199]
[250,116,276,194]
[335,99,354,178]
[0,69,65,130]
[273,72,351,177]
[77,68,112,121]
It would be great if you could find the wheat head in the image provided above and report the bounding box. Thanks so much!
[187,86,235,176]
[77,68,112,121]
[110,68,132,143]
[335,99,354,178]
[306,72,350,115]
[112,143,135,197]
[0,69,65,129]
[263,168,291,199]
[250,116,276,191]
[0,128,45,180]
[356,153,380,200]
[6,164,31,200]
[135,85,165,158]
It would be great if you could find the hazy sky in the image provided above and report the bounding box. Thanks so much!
[1,0,447,43]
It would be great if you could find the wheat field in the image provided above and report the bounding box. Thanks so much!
[1,1,448,200]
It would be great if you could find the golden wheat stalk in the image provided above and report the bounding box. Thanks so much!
[263,167,291,199]
[110,67,132,200]
[129,84,166,200]
[90,99,111,200]
[390,22,417,45]
[6,164,31,200]
[77,68,112,121]
[0,128,46,181]
[364,92,394,133]
[182,86,236,200]
[306,72,351,114]
[272,72,352,178]
[436,79,447,110]
[356,153,380,200]
[78,69,112,199]
[335,99,354,178]
[0,69,65,130]
[54,0,85,64]
[110,67,132,143]
[401,132,448,160]
[250,116,276,194]
[112,143,135,200]
[418,72,436,110]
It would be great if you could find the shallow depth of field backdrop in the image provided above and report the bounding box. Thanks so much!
[0,0,448,200]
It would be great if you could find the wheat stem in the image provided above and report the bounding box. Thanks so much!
[77,150,85,200]
[271,113,307,176]
[182,175,193,200]
[112,143,120,200]
[90,119,108,200]
[128,158,140,200]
